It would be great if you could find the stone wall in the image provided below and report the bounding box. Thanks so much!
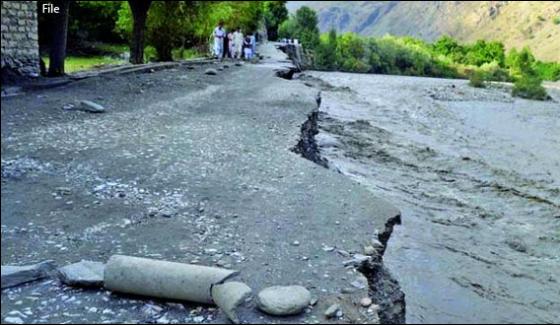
[1,1,40,77]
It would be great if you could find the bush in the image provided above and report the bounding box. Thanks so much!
[469,70,487,88]
[533,61,560,81]
[512,75,549,100]
[480,61,510,82]
[554,17,560,25]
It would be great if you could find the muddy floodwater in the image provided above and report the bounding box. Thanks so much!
[303,72,560,324]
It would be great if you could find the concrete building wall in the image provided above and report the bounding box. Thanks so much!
[1,1,40,77]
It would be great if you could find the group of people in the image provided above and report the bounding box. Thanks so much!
[213,21,256,60]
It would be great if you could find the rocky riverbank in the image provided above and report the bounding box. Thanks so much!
[294,70,560,324]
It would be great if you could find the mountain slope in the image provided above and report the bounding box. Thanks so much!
[287,1,560,61]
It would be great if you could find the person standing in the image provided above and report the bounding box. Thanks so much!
[213,21,225,59]
[223,28,231,59]
[233,27,244,59]
[243,33,253,60]
[227,31,234,59]
[250,32,257,57]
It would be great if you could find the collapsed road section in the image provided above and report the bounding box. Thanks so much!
[2,43,404,324]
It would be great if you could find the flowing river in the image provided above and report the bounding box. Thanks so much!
[301,72,560,324]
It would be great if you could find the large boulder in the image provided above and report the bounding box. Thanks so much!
[256,285,311,316]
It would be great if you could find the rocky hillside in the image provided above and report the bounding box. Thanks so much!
[287,1,560,61]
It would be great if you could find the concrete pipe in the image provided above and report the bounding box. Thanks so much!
[104,255,239,304]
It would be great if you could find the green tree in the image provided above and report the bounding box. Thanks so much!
[463,40,505,67]
[336,33,370,72]
[432,35,464,62]
[293,6,320,48]
[47,0,70,76]
[278,17,297,39]
[127,0,152,64]
[314,29,338,70]
[264,1,288,40]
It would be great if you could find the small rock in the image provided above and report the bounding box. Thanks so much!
[371,238,384,250]
[159,209,176,218]
[360,297,372,307]
[292,241,300,246]
[256,285,311,316]
[62,103,76,111]
[1,260,56,289]
[363,246,377,256]
[324,304,340,318]
[506,237,528,253]
[3,317,24,324]
[234,62,243,67]
[141,304,163,317]
[204,68,218,75]
[350,274,368,290]
[80,100,106,113]
[57,261,105,287]
[343,254,371,267]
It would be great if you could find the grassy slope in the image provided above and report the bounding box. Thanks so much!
[287,1,560,61]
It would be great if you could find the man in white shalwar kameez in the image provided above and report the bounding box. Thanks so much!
[233,28,244,59]
[213,21,225,59]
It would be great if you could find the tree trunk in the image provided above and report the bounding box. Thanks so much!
[47,1,70,77]
[128,0,152,64]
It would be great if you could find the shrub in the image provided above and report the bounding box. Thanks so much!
[512,74,549,100]
[469,70,487,88]
[480,61,510,81]
[554,17,560,25]
[533,61,560,81]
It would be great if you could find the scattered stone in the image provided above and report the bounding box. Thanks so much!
[1,86,23,98]
[322,246,335,252]
[256,285,311,316]
[363,246,377,256]
[57,261,105,287]
[1,260,56,289]
[204,68,218,75]
[141,303,163,317]
[292,240,300,246]
[506,237,528,253]
[343,254,371,267]
[55,187,72,195]
[211,281,252,324]
[61,103,76,111]
[309,297,318,306]
[159,208,176,218]
[80,100,106,113]
[234,62,243,67]
[3,317,24,324]
[360,297,372,307]
[351,276,368,290]
[324,304,340,319]
[371,238,384,251]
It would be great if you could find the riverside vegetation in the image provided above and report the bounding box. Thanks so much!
[280,6,560,100]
